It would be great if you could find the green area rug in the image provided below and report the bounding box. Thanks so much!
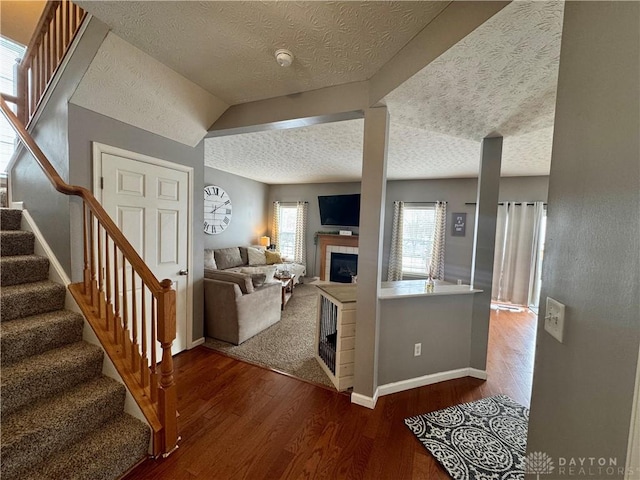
[204,283,333,388]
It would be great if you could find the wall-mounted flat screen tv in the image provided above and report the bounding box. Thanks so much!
[318,194,361,227]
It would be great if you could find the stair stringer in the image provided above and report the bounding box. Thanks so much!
[16,204,153,455]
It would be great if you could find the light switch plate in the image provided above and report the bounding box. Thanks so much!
[545,297,566,343]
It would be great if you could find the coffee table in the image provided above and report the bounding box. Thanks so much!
[276,274,295,310]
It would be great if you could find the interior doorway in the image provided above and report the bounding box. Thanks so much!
[93,143,193,355]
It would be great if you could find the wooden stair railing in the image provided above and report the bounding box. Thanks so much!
[0,98,179,458]
[15,0,86,125]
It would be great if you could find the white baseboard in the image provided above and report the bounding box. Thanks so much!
[21,209,71,286]
[351,390,380,409]
[190,337,205,348]
[468,368,488,380]
[351,367,488,410]
[377,367,489,398]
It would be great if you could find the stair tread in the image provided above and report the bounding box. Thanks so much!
[0,280,66,321]
[1,253,48,262]
[0,230,35,256]
[1,309,84,365]
[0,230,34,238]
[1,254,49,286]
[21,413,150,480]
[1,341,103,415]
[1,340,102,383]
[2,375,125,443]
[0,209,23,231]
[0,309,83,336]
[0,230,33,238]
[0,279,63,296]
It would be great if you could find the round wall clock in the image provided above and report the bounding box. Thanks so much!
[204,185,232,235]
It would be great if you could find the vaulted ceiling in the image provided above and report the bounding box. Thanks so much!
[75,1,564,183]
[204,1,563,183]
[75,1,449,105]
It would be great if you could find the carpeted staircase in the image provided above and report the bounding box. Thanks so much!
[0,208,150,480]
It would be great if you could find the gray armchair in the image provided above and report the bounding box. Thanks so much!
[204,271,281,345]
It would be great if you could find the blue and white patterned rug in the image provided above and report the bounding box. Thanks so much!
[405,395,528,480]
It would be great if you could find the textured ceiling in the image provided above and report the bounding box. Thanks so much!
[205,119,554,184]
[205,1,563,183]
[384,0,563,140]
[75,1,448,105]
[71,33,229,147]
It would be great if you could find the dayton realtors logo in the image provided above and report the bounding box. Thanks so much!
[525,451,555,479]
[525,452,627,478]
[557,456,623,476]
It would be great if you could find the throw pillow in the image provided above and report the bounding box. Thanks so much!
[241,266,277,284]
[238,247,249,265]
[204,269,254,294]
[265,250,283,265]
[204,249,217,270]
[214,247,243,270]
[247,246,267,265]
[249,273,267,289]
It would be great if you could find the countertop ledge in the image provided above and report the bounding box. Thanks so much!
[378,280,483,300]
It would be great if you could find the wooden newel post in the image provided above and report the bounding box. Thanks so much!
[157,279,178,456]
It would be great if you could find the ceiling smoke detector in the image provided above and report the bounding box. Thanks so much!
[275,49,294,68]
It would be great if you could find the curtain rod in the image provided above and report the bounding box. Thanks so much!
[394,201,447,205]
[464,202,547,206]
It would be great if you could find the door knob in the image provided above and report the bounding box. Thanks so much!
[179,269,189,276]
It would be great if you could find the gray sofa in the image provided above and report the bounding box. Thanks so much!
[205,247,306,285]
[204,269,282,345]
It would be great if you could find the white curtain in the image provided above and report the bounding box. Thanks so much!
[492,202,545,305]
[294,201,308,264]
[527,202,545,306]
[492,204,509,297]
[271,201,280,250]
[429,201,447,280]
[387,201,404,281]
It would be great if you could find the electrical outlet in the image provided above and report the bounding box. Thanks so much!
[414,343,422,356]
[545,297,566,343]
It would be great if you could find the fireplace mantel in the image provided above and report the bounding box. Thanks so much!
[317,234,359,281]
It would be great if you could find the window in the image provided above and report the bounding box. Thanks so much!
[1,36,26,173]
[402,205,436,276]
[278,204,298,258]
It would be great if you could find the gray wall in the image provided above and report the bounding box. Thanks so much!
[378,294,474,385]
[67,104,206,341]
[203,167,269,249]
[268,182,361,277]
[10,18,109,274]
[527,2,639,473]
[384,176,548,283]
[269,176,548,279]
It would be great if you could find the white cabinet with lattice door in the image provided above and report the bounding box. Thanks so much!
[315,284,357,391]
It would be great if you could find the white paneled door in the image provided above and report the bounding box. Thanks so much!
[96,146,191,356]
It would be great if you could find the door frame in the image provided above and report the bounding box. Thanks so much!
[91,142,195,350]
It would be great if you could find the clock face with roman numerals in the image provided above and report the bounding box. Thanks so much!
[204,185,232,235]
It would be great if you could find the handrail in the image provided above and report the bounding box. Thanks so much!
[1,99,163,293]
[1,93,19,105]
[1,96,179,457]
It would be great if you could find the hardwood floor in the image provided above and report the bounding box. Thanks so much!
[125,308,536,480]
